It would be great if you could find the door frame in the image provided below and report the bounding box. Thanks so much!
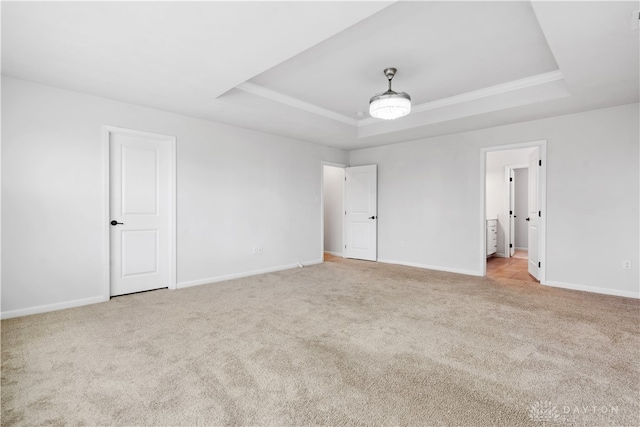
[480,140,546,284]
[504,163,528,258]
[320,161,347,261]
[103,125,177,299]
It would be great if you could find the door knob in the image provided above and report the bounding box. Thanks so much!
[110,220,124,226]
[368,216,376,220]
[525,217,530,222]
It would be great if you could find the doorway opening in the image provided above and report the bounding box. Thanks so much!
[321,162,378,263]
[482,140,546,284]
[321,163,345,261]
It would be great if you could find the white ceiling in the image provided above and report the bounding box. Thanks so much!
[3,1,638,150]
[250,1,559,116]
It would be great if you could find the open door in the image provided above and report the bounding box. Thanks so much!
[344,165,377,261]
[508,169,515,257]
[527,151,540,279]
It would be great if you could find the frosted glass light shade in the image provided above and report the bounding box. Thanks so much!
[369,92,411,120]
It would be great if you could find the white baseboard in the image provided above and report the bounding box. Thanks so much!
[377,258,482,277]
[1,295,108,320]
[324,251,343,257]
[1,260,327,318]
[177,259,323,289]
[515,246,528,251]
[545,280,640,299]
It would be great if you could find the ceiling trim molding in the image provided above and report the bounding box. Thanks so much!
[358,70,564,127]
[237,70,564,129]
[236,82,359,126]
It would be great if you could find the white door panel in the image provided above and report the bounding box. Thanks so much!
[121,230,158,277]
[121,146,158,215]
[528,151,539,279]
[345,165,377,261]
[352,223,372,248]
[110,130,173,296]
[509,169,515,257]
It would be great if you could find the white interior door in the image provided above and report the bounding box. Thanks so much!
[344,165,377,261]
[508,169,515,257]
[109,129,173,296]
[527,151,539,279]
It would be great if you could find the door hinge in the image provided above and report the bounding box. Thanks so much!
[538,160,542,166]
[509,243,513,248]
[345,245,347,249]
[538,261,541,268]
[509,210,513,215]
[345,211,347,215]
[538,210,541,217]
[509,177,513,182]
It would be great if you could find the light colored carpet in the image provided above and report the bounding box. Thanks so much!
[2,256,639,426]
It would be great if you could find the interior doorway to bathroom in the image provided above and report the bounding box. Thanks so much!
[483,141,546,284]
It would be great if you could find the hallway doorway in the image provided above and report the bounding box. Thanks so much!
[482,140,546,284]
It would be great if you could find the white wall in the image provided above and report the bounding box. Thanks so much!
[323,165,344,255]
[350,103,639,298]
[3,77,638,318]
[1,77,348,317]
[485,147,534,256]
[514,168,528,249]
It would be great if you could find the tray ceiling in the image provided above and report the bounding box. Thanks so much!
[2,1,638,149]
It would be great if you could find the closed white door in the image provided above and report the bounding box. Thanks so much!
[527,151,539,279]
[345,165,377,261]
[109,129,174,296]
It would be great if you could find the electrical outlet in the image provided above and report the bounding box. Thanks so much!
[622,260,632,270]
[253,246,263,255]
